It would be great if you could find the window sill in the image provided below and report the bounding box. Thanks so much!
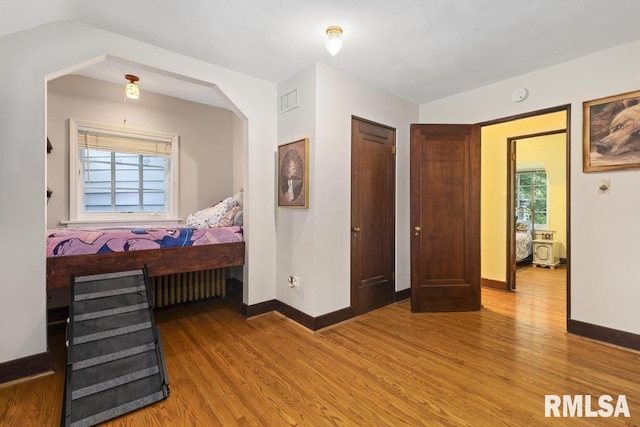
[60,218,183,228]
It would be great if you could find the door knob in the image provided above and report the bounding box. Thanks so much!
[351,227,361,232]
[414,226,422,236]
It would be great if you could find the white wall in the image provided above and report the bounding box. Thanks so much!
[276,65,318,313]
[47,75,236,228]
[420,39,640,335]
[312,63,418,315]
[277,63,418,317]
[0,21,276,364]
[232,113,245,194]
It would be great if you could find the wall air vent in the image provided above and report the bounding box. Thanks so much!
[279,87,299,114]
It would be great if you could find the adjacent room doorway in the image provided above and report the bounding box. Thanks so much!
[410,106,571,316]
[506,129,567,291]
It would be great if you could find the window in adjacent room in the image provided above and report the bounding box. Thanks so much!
[515,169,547,227]
[68,119,179,224]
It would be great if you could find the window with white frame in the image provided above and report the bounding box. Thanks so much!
[68,119,179,224]
[515,169,548,227]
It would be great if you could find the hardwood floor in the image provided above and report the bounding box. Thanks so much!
[2,267,640,426]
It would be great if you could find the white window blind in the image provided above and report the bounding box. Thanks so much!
[78,131,172,157]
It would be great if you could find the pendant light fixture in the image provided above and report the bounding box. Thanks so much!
[124,74,140,99]
[325,26,343,56]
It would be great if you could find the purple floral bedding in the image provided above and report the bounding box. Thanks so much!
[47,226,243,257]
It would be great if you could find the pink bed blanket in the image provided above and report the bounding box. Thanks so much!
[47,226,243,257]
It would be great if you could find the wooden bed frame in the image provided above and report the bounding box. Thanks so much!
[46,241,245,291]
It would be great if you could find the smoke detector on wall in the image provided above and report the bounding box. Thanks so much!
[510,87,528,102]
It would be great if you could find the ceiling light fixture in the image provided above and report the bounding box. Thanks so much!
[325,26,343,56]
[125,74,140,99]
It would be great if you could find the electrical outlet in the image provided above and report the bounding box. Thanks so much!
[598,179,610,194]
[288,275,300,290]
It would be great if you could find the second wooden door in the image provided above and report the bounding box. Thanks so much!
[351,118,396,315]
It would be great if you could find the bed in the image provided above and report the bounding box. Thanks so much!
[515,223,533,262]
[515,207,533,262]
[46,226,245,306]
[47,191,246,297]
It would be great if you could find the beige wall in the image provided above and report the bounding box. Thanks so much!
[481,111,566,282]
[47,75,237,228]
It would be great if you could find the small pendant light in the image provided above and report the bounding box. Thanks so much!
[125,74,140,99]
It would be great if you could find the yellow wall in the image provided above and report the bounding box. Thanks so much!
[516,134,567,260]
[481,111,566,283]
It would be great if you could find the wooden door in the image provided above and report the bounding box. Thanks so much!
[351,118,395,315]
[507,139,517,291]
[410,124,481,312]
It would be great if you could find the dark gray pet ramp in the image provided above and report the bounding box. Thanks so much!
[63,267,169,427]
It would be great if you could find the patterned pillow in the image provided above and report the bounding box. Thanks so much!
[218,206,241,227]
[233,189,243,209]
[233,210,243,226]
[186,197,239,228]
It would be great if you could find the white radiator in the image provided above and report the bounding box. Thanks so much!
[150,268,226,308]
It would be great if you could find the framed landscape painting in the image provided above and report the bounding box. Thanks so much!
[583,89,640,172]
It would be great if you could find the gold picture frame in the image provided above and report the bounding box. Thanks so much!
[583,89,640,172]
[277,138,309,208]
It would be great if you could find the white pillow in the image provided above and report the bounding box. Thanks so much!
[186,197,238,228]
[233,189,243,209]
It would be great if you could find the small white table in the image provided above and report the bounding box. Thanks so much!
[532,239,559,269]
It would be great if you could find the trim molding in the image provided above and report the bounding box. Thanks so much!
[568,319,640,352]
[477,104,571,128]
[481,278,508,291]
[395,288,410,302]
[276,302,315,330]
[245,302,640,353]
[242,300,355,331]
[241,299,278,318]
[243,288,412,330]
[314,306,354,330]
[0,352,52,384]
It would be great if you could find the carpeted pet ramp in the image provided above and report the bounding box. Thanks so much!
[63,267,169,427]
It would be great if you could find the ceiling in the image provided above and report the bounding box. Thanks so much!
[3,0,640,107]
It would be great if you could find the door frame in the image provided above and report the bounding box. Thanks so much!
[478,104,571,322]
[505,128,568,291]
